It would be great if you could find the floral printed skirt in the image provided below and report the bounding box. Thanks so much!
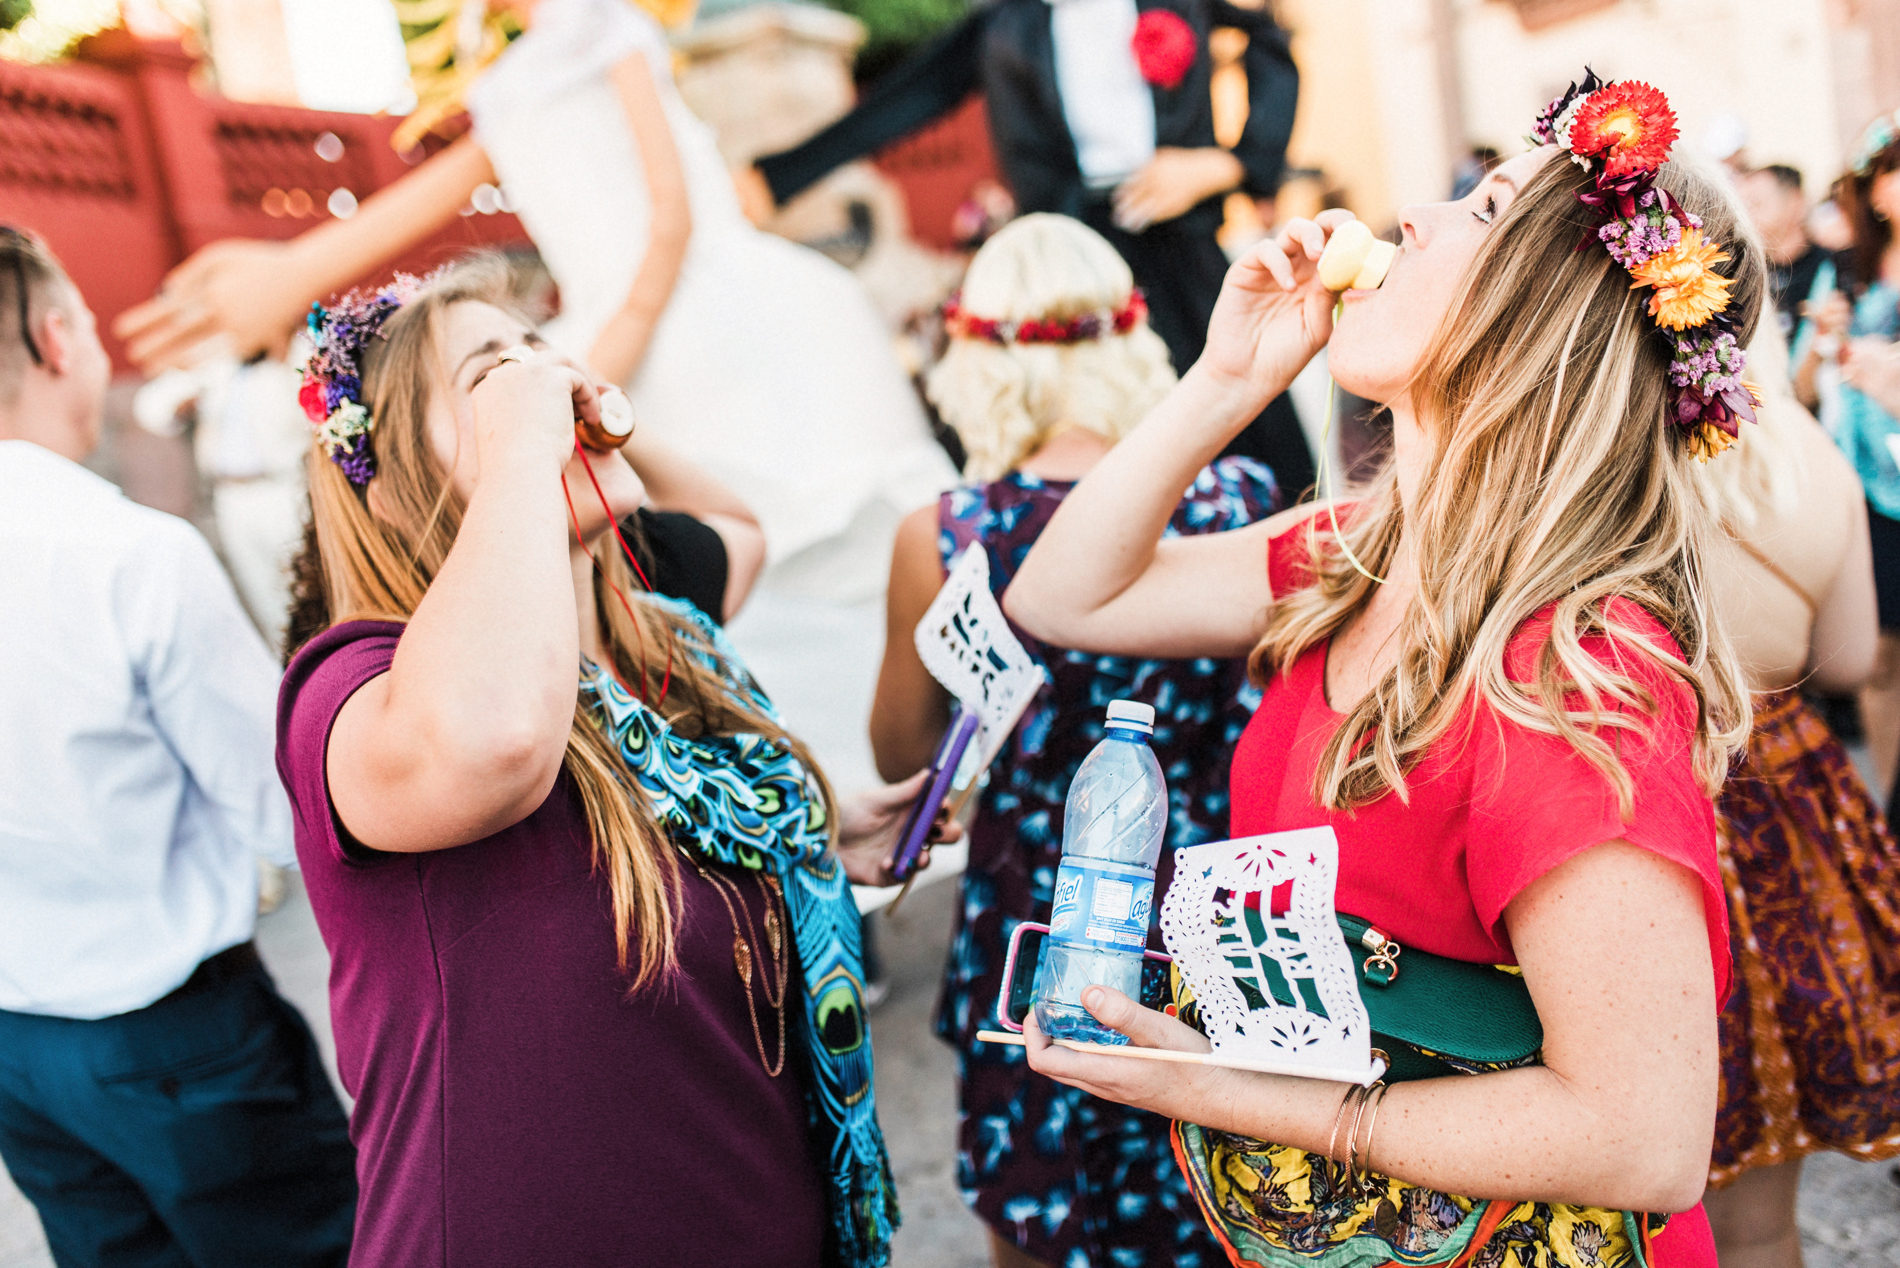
[1171,1075,1663,1268]
[1710,689,1900,1184]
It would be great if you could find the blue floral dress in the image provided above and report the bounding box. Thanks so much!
[933,458,1277,1268]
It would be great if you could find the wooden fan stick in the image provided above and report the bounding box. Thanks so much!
[973,1029,1383,1085]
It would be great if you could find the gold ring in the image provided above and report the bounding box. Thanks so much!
[495,344,535,365]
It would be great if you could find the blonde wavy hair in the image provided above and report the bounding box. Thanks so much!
[926,214,1176,481]
[1255,154,1765,815]
[289,257,834,991]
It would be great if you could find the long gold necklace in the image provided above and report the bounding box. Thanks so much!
[691,860,789,1076]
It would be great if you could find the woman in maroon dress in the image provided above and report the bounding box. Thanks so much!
[1000,80,1764,1268]
[274,257,946,1268]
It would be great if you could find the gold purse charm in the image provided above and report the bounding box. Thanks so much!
[1359,926,1401,987]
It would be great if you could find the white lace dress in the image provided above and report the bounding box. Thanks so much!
[469,0,955,785]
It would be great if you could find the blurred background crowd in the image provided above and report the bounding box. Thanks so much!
[8,0,1900,650]
[4,1,1900,1266]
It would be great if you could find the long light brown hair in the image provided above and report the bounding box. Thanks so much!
[288,257,835,989]
[1255,154,1764,815]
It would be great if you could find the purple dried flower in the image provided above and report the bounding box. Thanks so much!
[1599,195,1685,269]
[332,431,375,486]
[323,374,359,412]
[1667,327,1752,445]
[300,271,435,488]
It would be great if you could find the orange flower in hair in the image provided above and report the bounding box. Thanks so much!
[1567,81,1678,179]
[1532,69,1756,458]
[1629,228,1733,331]
[1685,421,1738,463]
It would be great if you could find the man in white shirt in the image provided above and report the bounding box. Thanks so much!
[0,228,354,1266]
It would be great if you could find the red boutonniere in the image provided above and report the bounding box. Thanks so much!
[1131,10,1196,90]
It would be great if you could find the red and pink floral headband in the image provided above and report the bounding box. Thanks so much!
[1531,70,1759,461]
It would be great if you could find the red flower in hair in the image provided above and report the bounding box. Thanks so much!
[298,376,328,425]
[1131,10,1196,90]
[1567,81,1678,179]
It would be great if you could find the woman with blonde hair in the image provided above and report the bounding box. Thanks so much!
[1001,76,1758,1267]
[276,257,949,1268]
[870,213,1277,1268]
[1694,332,1900,1268]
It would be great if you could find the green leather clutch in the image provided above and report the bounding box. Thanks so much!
[1335,914,1545,1083]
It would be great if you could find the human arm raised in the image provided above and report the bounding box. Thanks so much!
[753,14,983,209]
[114,138,496,372]
[1025,839,1718,1213]
[326,354,603,853]
[1002,214,1350,658]
[584,52,692,387]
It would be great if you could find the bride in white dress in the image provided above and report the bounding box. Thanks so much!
[469,0,954,781]
[470,0,951,573]
[117,0,954,783]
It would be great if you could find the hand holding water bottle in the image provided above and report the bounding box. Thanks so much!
[1032,700,1169,1045]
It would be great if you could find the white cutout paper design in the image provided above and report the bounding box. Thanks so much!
[914,547,1048,765]
[1160,829,1379,1084]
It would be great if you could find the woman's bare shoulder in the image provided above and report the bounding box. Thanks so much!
[1792,412,1862,505]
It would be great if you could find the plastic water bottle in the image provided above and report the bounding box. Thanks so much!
[1031,700,1168,1045]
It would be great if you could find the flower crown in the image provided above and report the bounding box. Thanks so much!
[942,289,1148,346]
[298,274,431,485]
[1530,71,1758,461]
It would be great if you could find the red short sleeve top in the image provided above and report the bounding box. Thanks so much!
[1235,513,1731,999]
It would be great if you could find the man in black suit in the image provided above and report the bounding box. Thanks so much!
[755,0,1312,495]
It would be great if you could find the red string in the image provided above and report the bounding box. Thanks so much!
[561,440,673,708]
[577,442,657,595]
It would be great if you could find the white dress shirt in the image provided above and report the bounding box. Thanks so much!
[1049,0,1158,188]
[0,441,292,1019]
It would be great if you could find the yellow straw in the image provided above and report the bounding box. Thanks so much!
[1311,299,1387,586]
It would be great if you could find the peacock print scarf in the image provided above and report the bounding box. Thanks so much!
[579,596,897,1268]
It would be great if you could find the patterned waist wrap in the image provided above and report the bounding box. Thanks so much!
[580,597,897,1268]
[1171,988,1667,1268]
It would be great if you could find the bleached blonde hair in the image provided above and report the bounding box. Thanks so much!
[926,214,1176,481]
[1255,154,1765,814]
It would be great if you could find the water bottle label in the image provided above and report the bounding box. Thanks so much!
[1049,859,1153,951]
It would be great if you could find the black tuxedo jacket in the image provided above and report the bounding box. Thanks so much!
[758,0,1299,232]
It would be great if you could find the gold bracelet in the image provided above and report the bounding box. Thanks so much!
[1345,1080,1374,1196]
[1326,1083,1362,1182]
[1352,1081,1390,1199]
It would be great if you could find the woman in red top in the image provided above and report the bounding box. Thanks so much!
[1000,80,1762,1268]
